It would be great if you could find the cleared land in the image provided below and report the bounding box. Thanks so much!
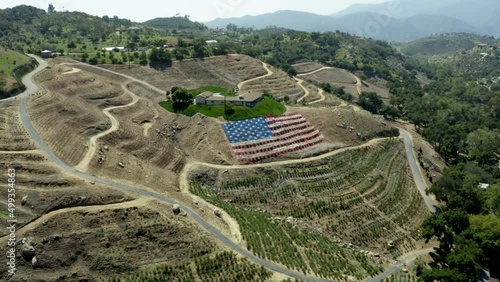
[101,55,268,92]
[4,54,439,281]
[241,64,304,101]
[189,139,431,281]
[292,62,324,74]
[299,67,364,99]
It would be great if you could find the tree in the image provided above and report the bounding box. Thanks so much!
[466,129,500,164]
[139,51,148,65]
[172,88,193,104]
[67,41,76,51]
[48,3,55,13]
[358,92,383,114]
[421,210,483,282]
[192,38,207,58]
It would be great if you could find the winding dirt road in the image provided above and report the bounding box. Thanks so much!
[75,83,140,172]
[237,62,274,90]
[12,56,437,282]
[298,65,363,95]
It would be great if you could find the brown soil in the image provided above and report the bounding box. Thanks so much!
[100,55,267,91]
[0,200,218,282]
[290,106,399,147]
[0,103,36,151]
[292,62,323,74]
[0,150,134,236]
[242,64,305,101]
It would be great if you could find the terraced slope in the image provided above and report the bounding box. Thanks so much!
[189,139,430,281]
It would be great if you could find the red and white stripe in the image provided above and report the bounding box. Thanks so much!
[230,113,326,162]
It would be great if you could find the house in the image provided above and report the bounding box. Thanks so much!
[40,50,52,58]
[195,91,264,107]
[128,26,140,30]
[205,40,218,45]
[102,47,126,52]
[195,91,214,105]
[136,47,148,52]
[479,183,490,190]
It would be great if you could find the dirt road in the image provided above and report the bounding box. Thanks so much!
[295,77,311,103]
[297,66,363,95]
[308,89,326,105]
[18,66,333,282]
[16,57,435,282]
[237,62,274,90]
[75,83,140,172]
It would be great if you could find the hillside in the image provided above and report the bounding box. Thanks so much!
[398,33,499,57]
[431,43,500,78]
[143,16,207,30]
[0,5,134,53]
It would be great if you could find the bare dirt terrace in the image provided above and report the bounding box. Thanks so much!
[0,95,287,282]
[101,55,267,93]
[292,62,324,74]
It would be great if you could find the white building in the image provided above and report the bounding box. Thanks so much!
[205,40,218,45]
[102,47,126,52]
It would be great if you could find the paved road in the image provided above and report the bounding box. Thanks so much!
[17,73,332,282]
[1,55,49,102]
[399,129,437,213]
[14,57,436,282]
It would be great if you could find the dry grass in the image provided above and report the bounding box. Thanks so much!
[292,62,323,74]
[303,68,358,84]
[0,103,36,151]
[290,106,398,147]
[242,65,304,101]
[101,55,267,91]
[0,201,219,281]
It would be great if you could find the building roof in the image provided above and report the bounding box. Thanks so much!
[197,90,263,103]
[479,183,490,189]
[197,91,214,98]
[238,91,263,102]
[41,50,52,53]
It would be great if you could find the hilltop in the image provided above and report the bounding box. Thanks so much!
[398,33,499,57]
[143,16,207,30]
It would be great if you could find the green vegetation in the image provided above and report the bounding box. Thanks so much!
[108,251,272,282]
[0,47,32,97]
[0,48,30,74]
[397,33,498,58]
[160,95,286,121]
[143,16,207,31]
[190,140,428,280]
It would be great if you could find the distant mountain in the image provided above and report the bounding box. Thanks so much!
[333,0,500,37]
[143,16,207,30]
[205,10,333,32]
[205,10,482,41]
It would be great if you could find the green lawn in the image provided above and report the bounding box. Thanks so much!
[0,48,30,75]
[160,96,286,121]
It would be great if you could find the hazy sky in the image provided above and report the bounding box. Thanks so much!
[0,0,388,22]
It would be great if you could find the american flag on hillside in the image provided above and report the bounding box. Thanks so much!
[222,114,326,162]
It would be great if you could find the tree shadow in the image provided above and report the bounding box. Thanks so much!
[172,102,190,112]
